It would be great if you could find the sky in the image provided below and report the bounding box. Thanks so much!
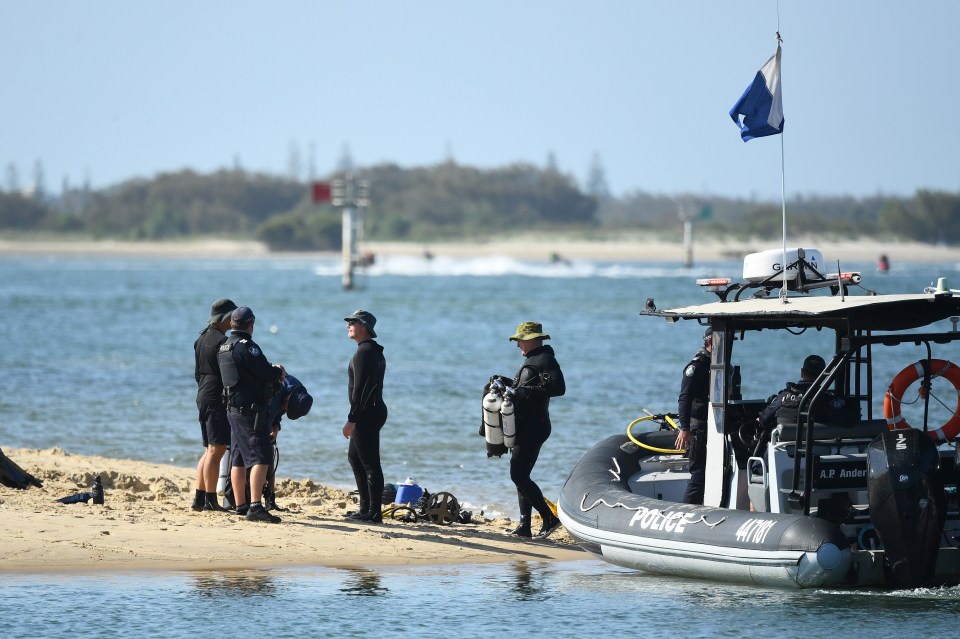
[3,1,959,201]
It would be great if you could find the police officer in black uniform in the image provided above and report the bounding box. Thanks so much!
[758,354,827,430]
[675,327,712,505]
[219,306,286,523]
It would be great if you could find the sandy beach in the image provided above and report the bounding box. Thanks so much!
[1,236,958,264]
[0,447,583,574]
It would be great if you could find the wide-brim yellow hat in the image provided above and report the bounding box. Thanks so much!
[509,321,551,341]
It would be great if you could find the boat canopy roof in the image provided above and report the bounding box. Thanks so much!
[645,292,960,333]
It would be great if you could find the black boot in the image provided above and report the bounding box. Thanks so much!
[202,492,231,513]
[246,503,281,524]
[507,515,532,538]
[346,499,370,519]
[356,506,382,523]
[191,488,205,512]
[359,488,384,523]
[535,513,562,539]
[265,496,286,512]
[357,483,384,524]
[263,486,286,511]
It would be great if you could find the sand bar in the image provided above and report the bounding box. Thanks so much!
[0,447,583,574]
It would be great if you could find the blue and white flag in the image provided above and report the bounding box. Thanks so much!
[730,44,783,141]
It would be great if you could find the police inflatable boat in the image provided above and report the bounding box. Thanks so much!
[558,249,960,588]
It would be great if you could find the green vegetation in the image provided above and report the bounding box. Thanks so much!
[1,161,958,251]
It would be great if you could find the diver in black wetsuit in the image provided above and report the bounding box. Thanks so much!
[193,298,237,512]
[496,321,565,539]
[341,309,388,523]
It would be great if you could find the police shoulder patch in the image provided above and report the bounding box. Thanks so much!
[684,364,696,378]
[249,346,260,356]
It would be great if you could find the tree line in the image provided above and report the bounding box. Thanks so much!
[1,161,958,250]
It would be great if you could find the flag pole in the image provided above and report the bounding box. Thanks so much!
[780,129,788,303]
[776,31,788,304]
[775,0,787,303]
[729,29,787,287]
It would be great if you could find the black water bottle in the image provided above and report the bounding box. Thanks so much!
[92,475,104,505]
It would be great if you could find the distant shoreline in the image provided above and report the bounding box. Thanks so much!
[1,237,958,264]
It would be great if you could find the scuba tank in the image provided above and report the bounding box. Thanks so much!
[500,389,516,449]
[482,380,508,457]
[216,446,231,496]
[482,386,504,447]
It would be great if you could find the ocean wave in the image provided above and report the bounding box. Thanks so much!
[312,254,718,280]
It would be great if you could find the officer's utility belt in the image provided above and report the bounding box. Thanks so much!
[228,404,269,432]
[227,404,266,416]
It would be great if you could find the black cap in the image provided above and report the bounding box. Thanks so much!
[703,327,713,340]
[208,298,238,324]
[802,354,826,375]
[344,309,377,338]
[231,306,255,325]
[286,387,313,420]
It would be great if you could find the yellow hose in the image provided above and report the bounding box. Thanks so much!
[626,414,686,454]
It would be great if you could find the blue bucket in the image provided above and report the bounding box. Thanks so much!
[395,484,423,505]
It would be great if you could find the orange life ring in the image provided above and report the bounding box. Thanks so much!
[883,359,960,442]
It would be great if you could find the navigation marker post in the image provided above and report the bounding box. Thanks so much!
[328,174,370,290]
[678,203,712,268]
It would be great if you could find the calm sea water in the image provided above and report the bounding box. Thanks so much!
[2,250,960,637]
[2,561,960,639]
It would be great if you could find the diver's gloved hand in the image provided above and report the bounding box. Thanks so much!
[508,386,528,400]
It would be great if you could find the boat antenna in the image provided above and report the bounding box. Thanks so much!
[837,260,845,301]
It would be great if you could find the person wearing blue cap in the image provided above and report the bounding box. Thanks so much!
[263,374,313,510]
[341,309,388,523]
[269,375,313,426]
[675,327,712,505]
